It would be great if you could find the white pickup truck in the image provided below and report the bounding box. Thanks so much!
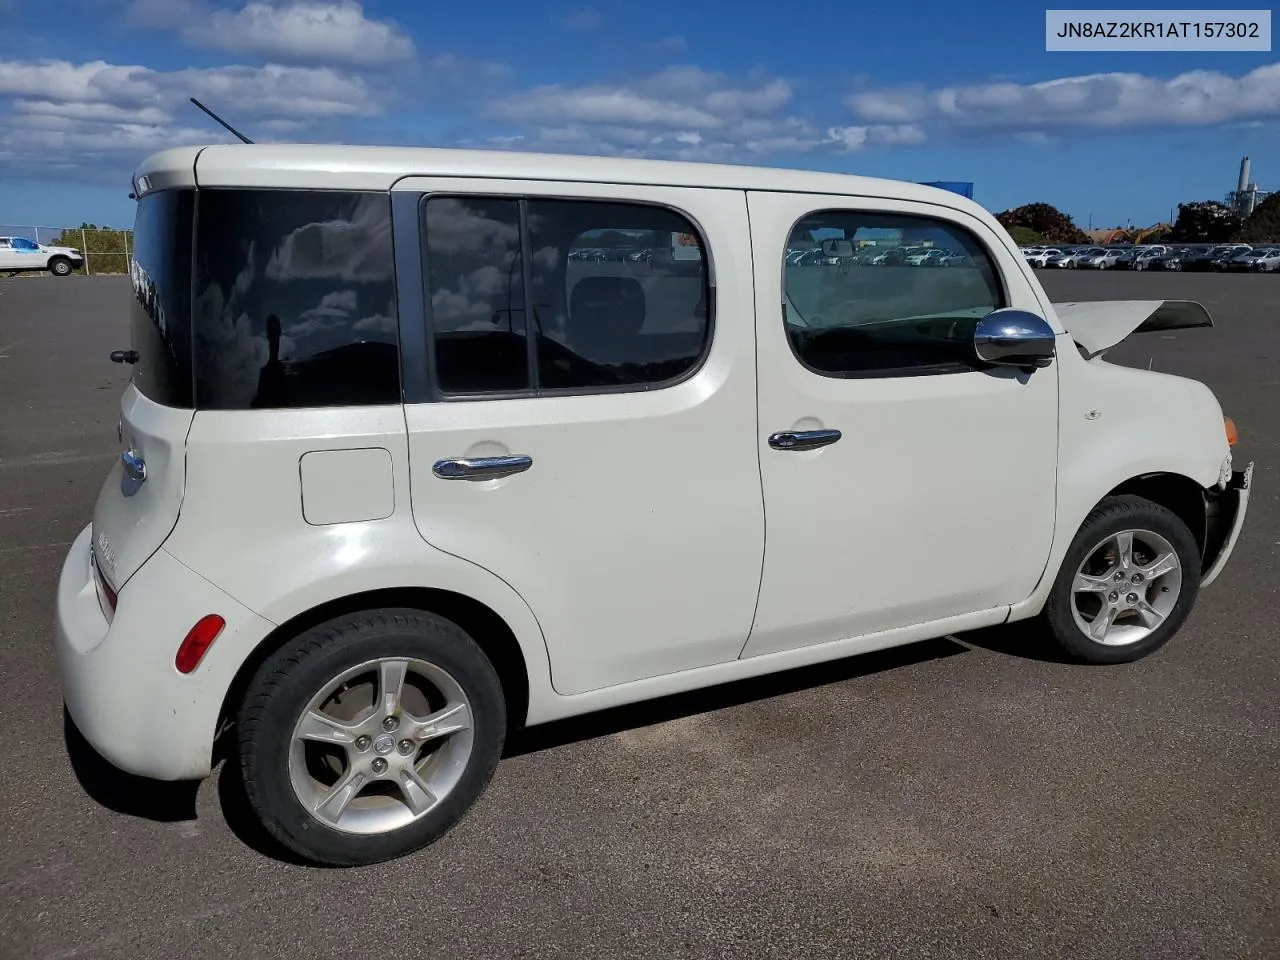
[0,235,84,275]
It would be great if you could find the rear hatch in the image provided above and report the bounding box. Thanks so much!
[90,186,196,598]
[91,390,193,595]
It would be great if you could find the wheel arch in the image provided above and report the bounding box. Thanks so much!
[1010,467,1216,621]
[216,587,531,751]
[1105,471,1208,559]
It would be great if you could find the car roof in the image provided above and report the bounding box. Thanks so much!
[134,143,990,219]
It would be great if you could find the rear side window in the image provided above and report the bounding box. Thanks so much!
[193,189,399,409]
[130,189,195,407]
[423,195,711,396]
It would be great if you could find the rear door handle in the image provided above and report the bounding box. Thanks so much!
[768,429,842,451]
[433,455,533,481]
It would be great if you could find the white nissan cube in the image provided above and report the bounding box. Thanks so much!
[56,144,1253,866]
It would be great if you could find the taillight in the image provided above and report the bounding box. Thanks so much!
[1224,416,1238,447]
[175,615,226,674]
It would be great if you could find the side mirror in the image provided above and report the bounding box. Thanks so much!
[821,239,855,258]
[974,309,1057,370]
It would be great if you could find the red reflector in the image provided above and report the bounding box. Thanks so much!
[175,615,226,674]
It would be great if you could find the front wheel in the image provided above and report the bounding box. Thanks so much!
[237,609,507,866]
[48,257,72,276]
[1040,495,1201,664]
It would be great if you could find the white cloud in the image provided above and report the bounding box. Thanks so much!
[129,0,414,67]
[846,64,1280,135]
[0,57,386,183]
[481,66,930,162]
[560,6,601,31]
[489,67,793,131]
[197,1,415,67]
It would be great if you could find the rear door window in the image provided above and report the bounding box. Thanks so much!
[192,189,400,410]
[422,195,711,396]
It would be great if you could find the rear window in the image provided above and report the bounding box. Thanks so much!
[130,189,196,407]
[192,189,400,409]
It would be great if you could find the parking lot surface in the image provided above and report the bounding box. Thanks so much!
[0,273,1276,960]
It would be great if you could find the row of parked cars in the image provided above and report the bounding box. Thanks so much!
[1021,242,1280,272]
[785,244,972,268]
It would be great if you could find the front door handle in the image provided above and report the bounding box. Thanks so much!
[768,429,842,451]
[433,455,533,481]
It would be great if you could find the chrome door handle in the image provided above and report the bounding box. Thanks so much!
[433,455,533,481]
[120,448,147,482]
[768,429,842,451]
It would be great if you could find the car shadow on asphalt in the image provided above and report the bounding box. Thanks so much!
[951,620,1081,665]
[63,706,200,822]
[505,635,971,757]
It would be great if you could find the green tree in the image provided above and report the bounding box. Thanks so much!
[1234,193,1280,242]
[1007,225,1047,245]
[50,226,133,274]
[995,203,1090,244]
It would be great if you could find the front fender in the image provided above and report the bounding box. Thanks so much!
[1010,353,1230,618]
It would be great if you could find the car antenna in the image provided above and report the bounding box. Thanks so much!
[189,97,254,144]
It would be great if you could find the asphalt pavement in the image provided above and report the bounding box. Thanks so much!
[0,272,1276,960]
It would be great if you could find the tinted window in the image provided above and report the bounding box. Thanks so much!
[130,189,195,407]
[422,196,711,395]
[423,197,527,394]
[193,189,399,410]
[531,200,709,390]
[784,211,1003,377]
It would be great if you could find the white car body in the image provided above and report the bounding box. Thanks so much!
[1024,248,1062,268]
[54,144,1253,863]
[0,236,83,274]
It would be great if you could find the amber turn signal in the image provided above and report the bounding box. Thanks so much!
[1224,416,1238,447]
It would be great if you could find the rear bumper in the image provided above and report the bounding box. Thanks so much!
[1201,462,1254,588]
[55,523,274,781]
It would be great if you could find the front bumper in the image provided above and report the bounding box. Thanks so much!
[1201,462,1254,588]
[55,523,273,781]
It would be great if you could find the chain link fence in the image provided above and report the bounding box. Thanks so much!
[0,224,133,275]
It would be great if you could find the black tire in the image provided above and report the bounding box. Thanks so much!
[48,257,72,276]
[237,608,506,867]
[1040,495,1201,665]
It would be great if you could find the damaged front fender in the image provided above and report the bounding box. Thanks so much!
[1201,461,1254,588]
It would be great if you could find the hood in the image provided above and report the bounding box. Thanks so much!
[1053,299,1214,359]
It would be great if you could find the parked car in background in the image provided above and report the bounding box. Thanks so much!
[1047,247,1104,268]
[1224,247,1280,272]
[1149,246,1203,271]
[0,236,84,276]
[1025,248,1062,268]
[1184,243,1251,271]
[1129,248,1167,271]
[1080,249,1126,269]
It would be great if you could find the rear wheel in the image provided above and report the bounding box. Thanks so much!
[237,609,506,866]
[48,257,72,276]
[1041,495,1201,664]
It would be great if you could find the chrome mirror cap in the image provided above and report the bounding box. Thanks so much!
[974,309,1057,369]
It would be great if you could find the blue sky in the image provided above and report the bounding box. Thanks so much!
[0,1,1276,230]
